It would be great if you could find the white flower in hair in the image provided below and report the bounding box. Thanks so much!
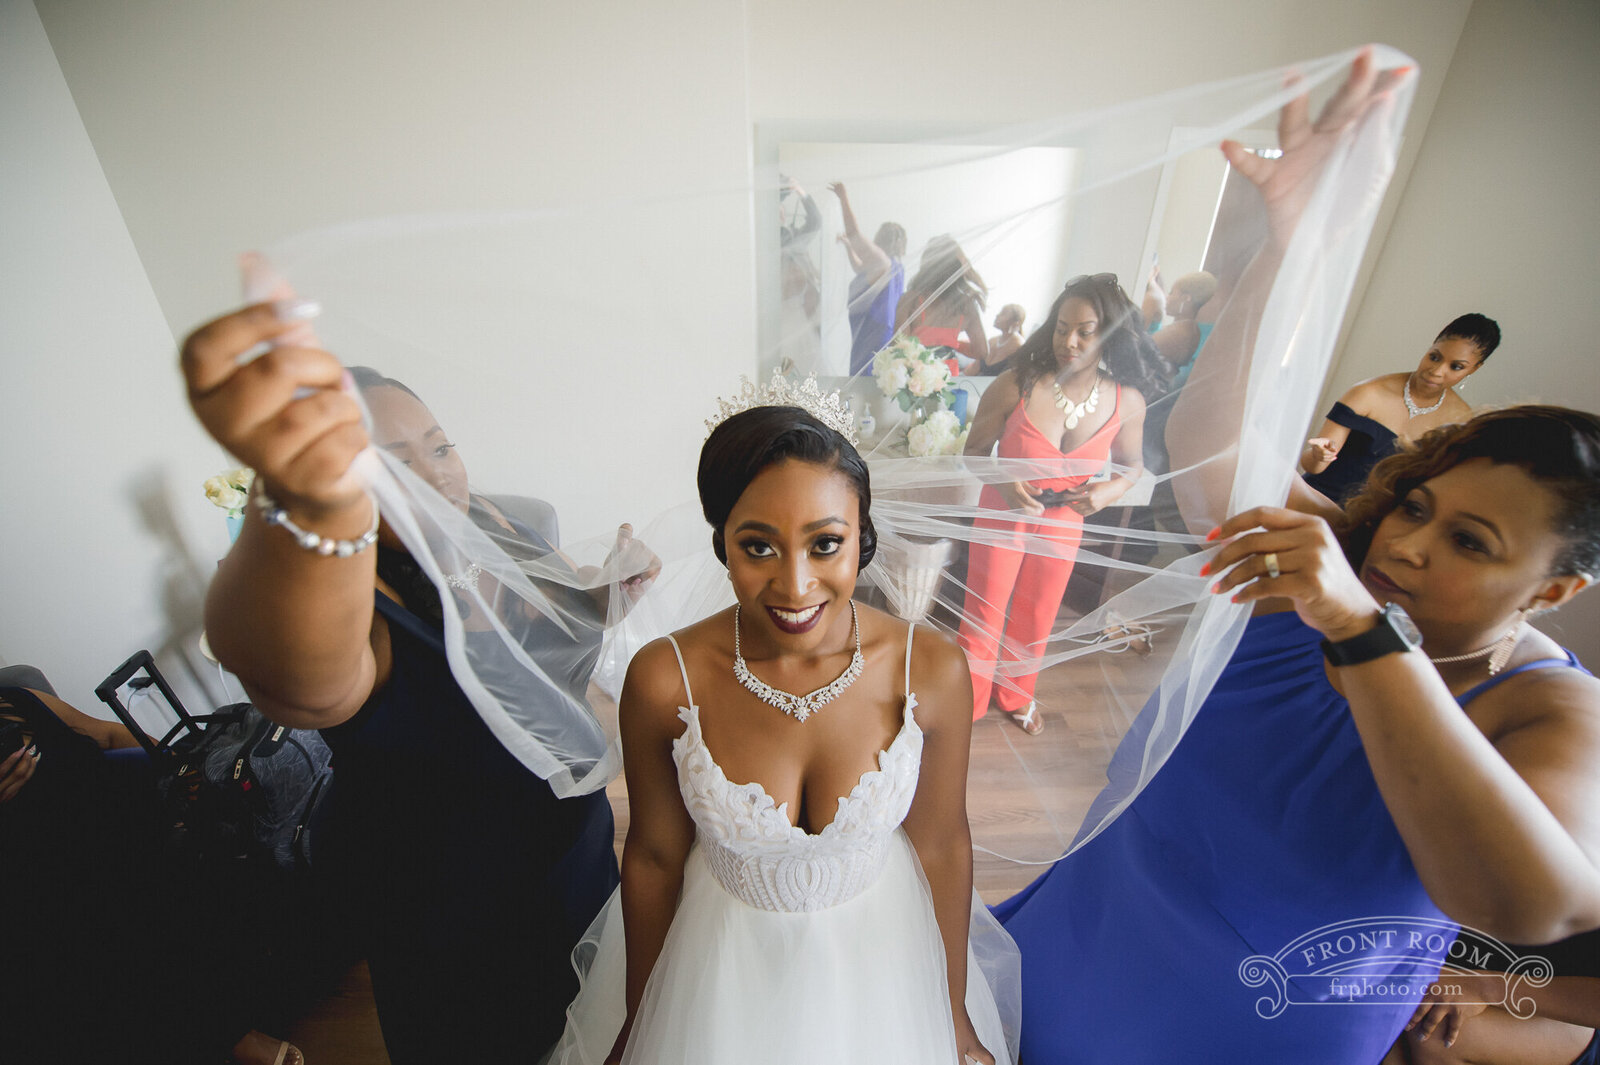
[706,369,860,445]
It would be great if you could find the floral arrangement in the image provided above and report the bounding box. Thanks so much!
[905,408,968,458]
[873,337,969,456]
[203,466,255,518]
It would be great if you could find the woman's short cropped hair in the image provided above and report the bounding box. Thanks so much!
[1435,313,1502,362]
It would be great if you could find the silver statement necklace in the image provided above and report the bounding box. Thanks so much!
[733,601,864,722]
[1403,375,1446,418]
[1052,374,1102,430]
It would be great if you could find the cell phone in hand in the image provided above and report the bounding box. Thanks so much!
[0,720,26,763]
[1033,487,1077,508]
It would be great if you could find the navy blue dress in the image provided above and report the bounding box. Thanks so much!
[320,544,619,1063]
[1303,401,1399,504]
[993,613,1589,1064]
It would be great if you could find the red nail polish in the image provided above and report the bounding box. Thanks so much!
[1205,527,1221,542]
[1199,562,1211,577]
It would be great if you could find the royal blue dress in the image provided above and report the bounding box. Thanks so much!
[995,612,1485,1064]
[848,259,904,376]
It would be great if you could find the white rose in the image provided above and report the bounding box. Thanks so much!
[227,466,255,491]
[879,363,909,397]
[212,485,248,513]
[927,409,961,445]
[907,422,936,457]
[907,361,948,398]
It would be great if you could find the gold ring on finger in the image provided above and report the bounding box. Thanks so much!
[1263,552,1281,580]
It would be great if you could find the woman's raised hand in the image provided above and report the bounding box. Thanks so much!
[1202,505,1382,643]
[180,301,370,525]
[1222,47,1411,251]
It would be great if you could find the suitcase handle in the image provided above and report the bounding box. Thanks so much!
[94,649,202,756]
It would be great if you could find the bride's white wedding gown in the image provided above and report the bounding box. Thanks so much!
[545,626,1020,1064]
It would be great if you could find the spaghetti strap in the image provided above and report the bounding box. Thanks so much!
[665,634,695,708]
[904,623,916,698]
[1456,650,1588,707]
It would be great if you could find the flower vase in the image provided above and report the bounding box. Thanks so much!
[225,512,245,543]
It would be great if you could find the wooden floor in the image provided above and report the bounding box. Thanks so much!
[286,623,1168,1062]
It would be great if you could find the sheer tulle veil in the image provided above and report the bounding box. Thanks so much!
[243,45,1415,874]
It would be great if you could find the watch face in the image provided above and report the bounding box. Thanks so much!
[1384,603,1423,648]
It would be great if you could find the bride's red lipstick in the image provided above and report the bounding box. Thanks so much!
[766,603,824,635]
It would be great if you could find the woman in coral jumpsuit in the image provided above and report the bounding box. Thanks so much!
[959,273,1167,733]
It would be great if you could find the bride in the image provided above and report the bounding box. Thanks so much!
[548,399,1017,1064]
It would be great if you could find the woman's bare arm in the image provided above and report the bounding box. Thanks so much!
[900,627,994,1065]
[181,303,381,729]
[608,638,697,1063]
[1167,50,1405,530]
[829,182,890,285]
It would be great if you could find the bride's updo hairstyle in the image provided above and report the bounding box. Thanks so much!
[1340,405,1600,578]
[699,405,878,572]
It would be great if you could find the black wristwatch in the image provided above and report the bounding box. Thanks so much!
[1320,602,1423,667]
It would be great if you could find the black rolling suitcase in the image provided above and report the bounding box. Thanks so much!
[95,648,333,872]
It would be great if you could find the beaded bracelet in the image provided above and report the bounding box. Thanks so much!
[253,488,380,557]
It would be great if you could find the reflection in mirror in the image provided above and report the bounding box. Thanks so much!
[773,142,1078,377]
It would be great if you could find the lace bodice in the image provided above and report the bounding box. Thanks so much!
[666,630,924,913]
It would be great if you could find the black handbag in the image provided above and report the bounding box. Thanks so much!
[95,650,333,872]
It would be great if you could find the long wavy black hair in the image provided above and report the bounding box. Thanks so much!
[1011,273,1170,402]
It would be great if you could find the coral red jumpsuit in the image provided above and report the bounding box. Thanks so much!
[959,385,1122,719]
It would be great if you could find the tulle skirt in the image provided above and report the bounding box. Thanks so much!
[545,829,1019,1064]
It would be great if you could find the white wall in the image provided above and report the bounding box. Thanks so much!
[1332,0,1600,660]
[0,0,224,710]
[4,0,1492,702]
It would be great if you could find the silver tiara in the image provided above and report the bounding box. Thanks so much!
[706,370,859,445]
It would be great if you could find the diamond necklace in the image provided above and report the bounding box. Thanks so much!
[733,601,864,722]
[1403,375,1446,418]
[1052,374,1102,430]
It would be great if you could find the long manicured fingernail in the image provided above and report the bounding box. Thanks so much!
[1205,527,1221,542]
[1199,562,1212,577]
[272,297,322,322]
[1210,581,1223,594]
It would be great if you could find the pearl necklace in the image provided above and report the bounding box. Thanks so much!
[1052,374,1102,430]
[1403,375,1446,418]
[733,602,864,722]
